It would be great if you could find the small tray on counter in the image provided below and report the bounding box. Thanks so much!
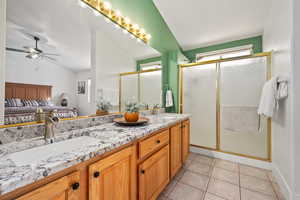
[113,117,149,126]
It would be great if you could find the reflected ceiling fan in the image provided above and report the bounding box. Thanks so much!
[6,35,59,61]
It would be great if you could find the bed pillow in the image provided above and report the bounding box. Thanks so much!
[31,100,39,107]
[37,100,47,106]
[5,98,23,107]
[46,100,54,106]
[22,99,33,107]
[14,98,23,107]
[4,99,9,107]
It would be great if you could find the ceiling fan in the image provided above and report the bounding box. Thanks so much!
[6,36,59,61]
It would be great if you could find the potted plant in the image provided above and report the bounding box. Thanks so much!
[124,101,140,122]
[96,98,112,116]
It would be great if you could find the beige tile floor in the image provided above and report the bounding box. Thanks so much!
[158,152,286,200]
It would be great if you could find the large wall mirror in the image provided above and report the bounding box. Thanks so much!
[119,64,162,112]
[2,0,160,126]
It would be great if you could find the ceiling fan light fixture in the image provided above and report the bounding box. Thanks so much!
[26,53,39,59]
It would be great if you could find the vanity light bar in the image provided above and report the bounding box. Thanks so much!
[80,0,152,43]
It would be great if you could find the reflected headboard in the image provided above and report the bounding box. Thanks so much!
[5,82,52,100]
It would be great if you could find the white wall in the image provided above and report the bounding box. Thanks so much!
[92,30,136,112]
[0,0,6,124]
[292,0,300,198]
[5,53,77,107]
[263,0,293,199]
[75,69,93,115]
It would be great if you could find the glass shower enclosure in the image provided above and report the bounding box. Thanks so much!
[180,52,272,161]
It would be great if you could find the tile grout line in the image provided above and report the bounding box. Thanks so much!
[202,159,214,200]
[238,164,242,200]
[191,153,280,200]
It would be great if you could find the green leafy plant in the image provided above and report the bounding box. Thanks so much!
[125,101,141,113]
[96,98,112,112]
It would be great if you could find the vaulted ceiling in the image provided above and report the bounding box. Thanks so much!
[153,0,270,50]
[6,0,160,71]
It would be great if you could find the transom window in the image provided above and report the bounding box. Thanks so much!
[140,61,162,71]
[196,45,253,62]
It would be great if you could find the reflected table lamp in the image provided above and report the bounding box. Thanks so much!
[60,93,69,107]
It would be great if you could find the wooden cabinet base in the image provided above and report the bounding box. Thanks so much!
[1,119,190,200]
[170,124,182,178]
[89,146,137,200]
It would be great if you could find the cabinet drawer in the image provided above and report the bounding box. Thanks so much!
[139,129,169,159]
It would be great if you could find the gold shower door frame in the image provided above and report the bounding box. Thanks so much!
[119,68,162,112]
[179,52,272,162]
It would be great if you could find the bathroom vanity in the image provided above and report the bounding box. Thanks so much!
[0,114,190,200]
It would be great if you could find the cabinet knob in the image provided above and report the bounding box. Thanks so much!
[141,169,145,174]
[72,182,80,190]
[94,171,100,178]
[156,140,161,144]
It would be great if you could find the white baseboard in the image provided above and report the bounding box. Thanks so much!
[190,146,272,170]
[272,164,293,200]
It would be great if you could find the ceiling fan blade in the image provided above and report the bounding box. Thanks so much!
[23,46,39,53]
[42,55,57,62]
[6,47,29,53]
[42,53,60,56]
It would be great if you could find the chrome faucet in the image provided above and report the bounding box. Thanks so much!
[44,111,59,143]
[150,104,160,115]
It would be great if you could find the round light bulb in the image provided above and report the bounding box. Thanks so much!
[140,28,146,35]
[105,18,110,23]
[103,1,112,10]
[137,38,142,43]
[114,24,120,29]
[146,34,152,39]
[124,17,131,24]
[130,34,135,39]
[132,24,139,30]
[122,29,128,34]
[115,10,122,17]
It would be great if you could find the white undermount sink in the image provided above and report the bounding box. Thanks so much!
[8,136,99,166]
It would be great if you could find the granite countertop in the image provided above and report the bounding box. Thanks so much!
[0,113,190,195]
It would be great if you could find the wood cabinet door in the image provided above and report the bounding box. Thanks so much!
[16,171,80,200]
[182,120,190,163]
[170,124,182,178]
[139,145,170,200]
[89,146,137,200]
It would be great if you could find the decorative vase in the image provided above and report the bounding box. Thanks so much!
[61,99,68,107]
[96,110,108,116]
[124,112,139,122]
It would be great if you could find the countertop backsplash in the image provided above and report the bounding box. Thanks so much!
[0,114,123,145]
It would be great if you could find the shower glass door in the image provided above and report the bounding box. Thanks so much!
[219,57,269,159]
[182,63,217,149]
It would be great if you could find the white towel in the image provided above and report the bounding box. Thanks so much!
[165,90,173,108]
[276,76,288,100]
[257,77,278,117]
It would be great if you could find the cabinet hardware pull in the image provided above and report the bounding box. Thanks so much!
[156,140,161,144]
[72,182,80,190]
[94,171,100,178]
[141,169,145,174]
